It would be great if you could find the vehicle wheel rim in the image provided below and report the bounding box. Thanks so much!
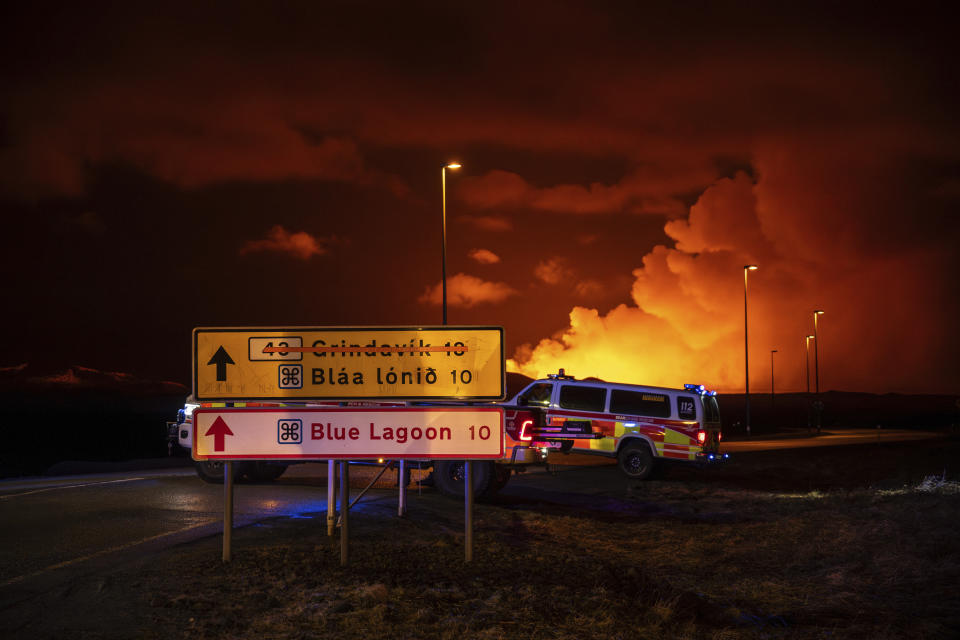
[448,462,465,483]
[626,453,646,473]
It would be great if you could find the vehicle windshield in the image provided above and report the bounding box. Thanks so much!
[702,395,721,423]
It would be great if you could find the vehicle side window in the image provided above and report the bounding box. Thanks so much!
[518,383,553,407]
[677,395,697,420]
[610,390,671,418]
[559,385,607,412]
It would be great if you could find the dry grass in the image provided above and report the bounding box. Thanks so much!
[125,437,960,639]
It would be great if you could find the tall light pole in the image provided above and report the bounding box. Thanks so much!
[770,349,778,414]
[441,162,461,325]
[813,310,825,433]
[813,310,825,394]
[804,334,815,432]
[743,264,758,437]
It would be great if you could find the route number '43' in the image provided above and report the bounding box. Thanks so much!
[249,337,303,361]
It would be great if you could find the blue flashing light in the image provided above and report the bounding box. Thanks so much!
[684,383,712,395]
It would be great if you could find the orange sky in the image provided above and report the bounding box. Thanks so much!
[1,2,957,393]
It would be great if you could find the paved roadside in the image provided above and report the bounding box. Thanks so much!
[721,428,945,452]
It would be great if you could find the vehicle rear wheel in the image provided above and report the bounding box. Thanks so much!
[618,441,656,480]
[433,460,492,498]
[194,460,241,484]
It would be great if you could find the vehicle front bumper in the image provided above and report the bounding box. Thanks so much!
[696,451,730,463]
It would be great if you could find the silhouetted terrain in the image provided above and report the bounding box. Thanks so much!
[0,364,186,477]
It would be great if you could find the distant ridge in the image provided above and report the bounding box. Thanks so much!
[0,362,186,394]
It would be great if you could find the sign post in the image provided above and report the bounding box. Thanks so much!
[327,460,336,536]
[340,461,349,566]
[193,326,504,402]
[223,461,233,563]
[398,460,407,517]
[465,461,473,563]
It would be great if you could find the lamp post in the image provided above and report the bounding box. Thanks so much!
[813,310,824,393]
[770,349,778,415]
[743,264,758,437]
[804,334,815,432]
[441,162,461,325]
[813,310,825,433]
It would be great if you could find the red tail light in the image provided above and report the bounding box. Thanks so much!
[697,430,706,444]
[718,432,722,441]
[519,419,534,441]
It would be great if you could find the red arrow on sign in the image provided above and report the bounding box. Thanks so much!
[205,416,234,452]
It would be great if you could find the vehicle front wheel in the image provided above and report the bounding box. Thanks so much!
[194,460,241,484]
[433,460,492,498]
[618,441,656,480]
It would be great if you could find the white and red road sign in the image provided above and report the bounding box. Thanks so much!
[192,407,504,461]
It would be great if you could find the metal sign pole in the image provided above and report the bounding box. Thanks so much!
[398,459,407,517]
[465,460,473,563]
[340,461,349,566]
[223,461,234,563]
[327,459,336,536]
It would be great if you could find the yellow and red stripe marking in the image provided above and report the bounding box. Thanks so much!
[545,408,703,460]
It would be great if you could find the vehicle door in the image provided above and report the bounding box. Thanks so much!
[545,384,609,448]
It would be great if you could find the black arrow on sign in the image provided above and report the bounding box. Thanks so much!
[207,346,235,382]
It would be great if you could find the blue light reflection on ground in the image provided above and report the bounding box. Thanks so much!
[273,494,389,520]
[278,499,327,519]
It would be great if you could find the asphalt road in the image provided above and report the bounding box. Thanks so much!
[0,465,361,592]
[720,428,944,452]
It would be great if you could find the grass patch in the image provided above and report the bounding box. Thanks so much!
[131,437,960,639]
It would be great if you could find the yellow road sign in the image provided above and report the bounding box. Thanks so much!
[192,326,504,401]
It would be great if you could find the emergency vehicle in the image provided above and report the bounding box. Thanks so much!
[499,370,725,479]
[167,397,547,497]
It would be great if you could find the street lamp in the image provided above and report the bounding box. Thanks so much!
[770,349,778,414]
[804,334,815,432]
[743,264,758,437]
[441,162,461,325]
[813,310,825,433]
[813,310,825,394]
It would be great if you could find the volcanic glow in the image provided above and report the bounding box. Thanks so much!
[509,152,957,393]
